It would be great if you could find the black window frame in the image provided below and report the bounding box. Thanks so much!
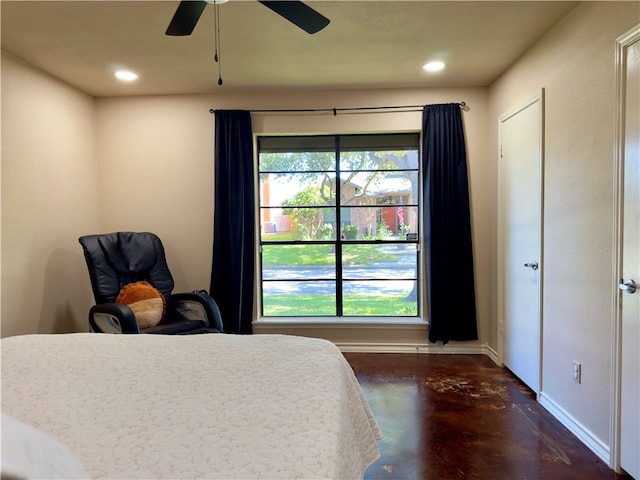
[258,133,421,319]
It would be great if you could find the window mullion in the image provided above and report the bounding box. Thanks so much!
[335,135,343,317]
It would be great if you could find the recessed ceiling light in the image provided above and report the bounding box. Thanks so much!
[422,61,446,72]
[114,70,138,82]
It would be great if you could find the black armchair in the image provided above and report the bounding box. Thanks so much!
[79,231,223,334]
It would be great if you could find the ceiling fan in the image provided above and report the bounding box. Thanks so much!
[166,0,330,36]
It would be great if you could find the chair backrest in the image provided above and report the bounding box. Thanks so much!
[79,232,174,304]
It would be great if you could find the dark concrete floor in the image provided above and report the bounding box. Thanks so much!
[344,353,632,480]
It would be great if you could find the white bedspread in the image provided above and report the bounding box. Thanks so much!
[1,333,382,479]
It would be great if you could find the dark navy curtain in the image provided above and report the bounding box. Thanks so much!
[422,104,478,344]
[210,110,255,334]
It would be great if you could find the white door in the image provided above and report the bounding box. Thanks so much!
[499,92,543,394]
[619,29,640,480]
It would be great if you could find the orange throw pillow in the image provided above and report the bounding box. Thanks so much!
[116,281,166,329]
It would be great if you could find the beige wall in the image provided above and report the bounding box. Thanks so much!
[1,52,100,337]
[95,95,217,291]
[489,1,640,460]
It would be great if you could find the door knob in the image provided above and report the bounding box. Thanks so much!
[618,279,637,294]
[524,262,539,271]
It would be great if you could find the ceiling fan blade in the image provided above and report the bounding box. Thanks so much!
[166,1,207,36]
[258,1,330,34]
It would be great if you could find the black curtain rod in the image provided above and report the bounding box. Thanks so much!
[208,101,466,115]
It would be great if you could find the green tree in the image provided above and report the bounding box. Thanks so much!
[282,185,325,240]
[261,148,417,239]
[261,150,411,206]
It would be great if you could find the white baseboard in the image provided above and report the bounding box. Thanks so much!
[338,343,422,353]
[539,392,610,465]
[483,344,500,364]
[337,342,497,359]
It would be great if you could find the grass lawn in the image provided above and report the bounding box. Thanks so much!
[262,243,399,266]
[263,293,417,316]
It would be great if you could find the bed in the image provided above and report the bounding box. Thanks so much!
[1,333,382,479]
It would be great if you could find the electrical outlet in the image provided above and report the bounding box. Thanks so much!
[573,361,582,383]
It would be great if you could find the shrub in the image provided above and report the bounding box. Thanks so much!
[375,221,393,240]
[342,224,359,240]
[319,223,334,240]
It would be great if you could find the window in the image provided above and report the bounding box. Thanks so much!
[258,133,421,318]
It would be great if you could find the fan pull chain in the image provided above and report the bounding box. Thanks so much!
[213,1,223,86]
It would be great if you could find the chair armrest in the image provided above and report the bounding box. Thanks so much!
[170,292,223,332]
[89,303,140,334]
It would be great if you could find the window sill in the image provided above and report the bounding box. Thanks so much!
[253,317,430,349]
[254,317,427,328]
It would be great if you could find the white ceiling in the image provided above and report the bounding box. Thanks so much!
[0,1,579,97]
